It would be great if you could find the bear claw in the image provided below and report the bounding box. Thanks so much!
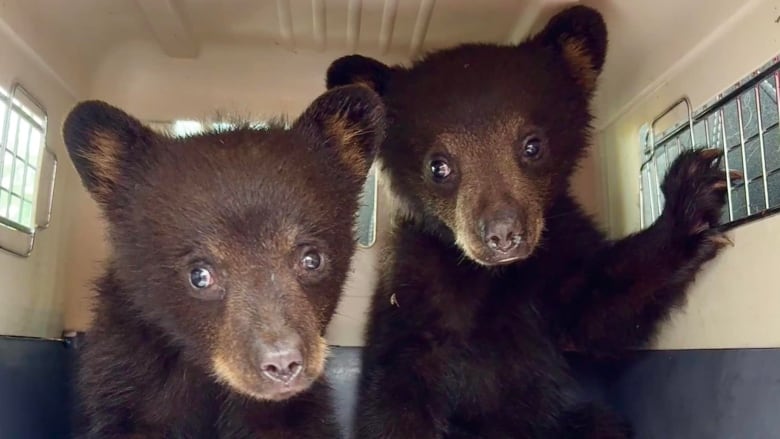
[708,233,734,248]
[728,170,743,181]
[712,181,728,190]
[660,148,736,238]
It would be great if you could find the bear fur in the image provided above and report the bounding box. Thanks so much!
[63,85,384,438]
[327,5,734,438]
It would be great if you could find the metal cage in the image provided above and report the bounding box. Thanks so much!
[640,56,780,231]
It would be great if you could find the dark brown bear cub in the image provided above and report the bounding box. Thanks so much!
[327,5,736,438]
[64,85,384,438]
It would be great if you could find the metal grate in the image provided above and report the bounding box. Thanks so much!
[0,87,46,232]
[640,56,780,230]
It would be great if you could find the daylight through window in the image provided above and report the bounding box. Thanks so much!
[0,87,47,232]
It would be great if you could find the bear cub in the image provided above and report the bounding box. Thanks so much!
[327,5,736,438]
[64,85,384,438]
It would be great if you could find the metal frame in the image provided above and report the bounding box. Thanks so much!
[639,97,695,228]
[640,56,780,231]
[0,83,57,258]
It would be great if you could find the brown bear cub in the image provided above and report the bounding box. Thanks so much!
[327,5,736,438]
[63,85,384,438]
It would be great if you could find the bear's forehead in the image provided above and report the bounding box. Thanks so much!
[392,44,578,110]
[133,178,342,253]
[133,130,344,229]
[383,48,588,138]
[154,129,331,190]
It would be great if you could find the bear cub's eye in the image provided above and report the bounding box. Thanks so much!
[298,247,325,272]
[522,137,543,159]
[187,266,223,301]
[430,159,452,182]
[190,267,214,289]
[301,250,322,270]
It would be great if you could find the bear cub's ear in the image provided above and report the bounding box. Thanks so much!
[533,5,608,93]
[326,55,393,96]
[294,85,385,178]
[62,100,155,205]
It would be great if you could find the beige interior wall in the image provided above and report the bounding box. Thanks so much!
[4,0,777,349]
[64,41,603,346]
[0,18,80,338]
[598,0,780,349]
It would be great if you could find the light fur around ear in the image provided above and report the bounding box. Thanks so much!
[533,5,608,93]
[62,100,156,205]
[294,85,385,178]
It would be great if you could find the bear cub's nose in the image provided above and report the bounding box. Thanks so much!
[260,345,304,384]
[482,214,524,253]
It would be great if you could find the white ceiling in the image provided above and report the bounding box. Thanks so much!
[9,0,578,59]
[0,0,755,128]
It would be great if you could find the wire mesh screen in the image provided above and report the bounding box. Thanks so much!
[641,57,780,229]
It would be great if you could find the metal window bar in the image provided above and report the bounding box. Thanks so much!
[0,83,57,258]
[639,130,653,227]
[640,56,780,230]
[719,109,735,221]
[735,96,751,214]
[753,86,770,210]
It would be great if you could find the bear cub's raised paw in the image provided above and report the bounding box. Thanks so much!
[660,148,742,250]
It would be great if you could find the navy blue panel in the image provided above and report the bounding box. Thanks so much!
[325,347,362,439]
[326,347,780,439]
[603,349,780,439]
[0,336,72,439]
[3,338,780,438]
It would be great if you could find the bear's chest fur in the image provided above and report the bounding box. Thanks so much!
[368,221,581,421]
